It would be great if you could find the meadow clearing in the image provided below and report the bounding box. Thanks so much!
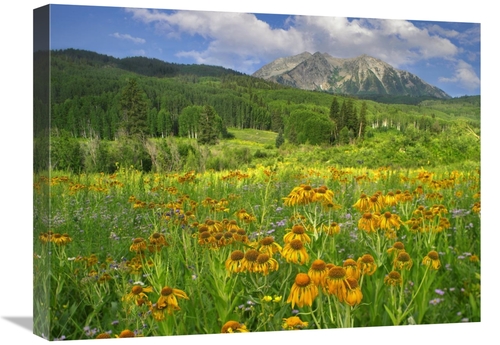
[33,159,481,340]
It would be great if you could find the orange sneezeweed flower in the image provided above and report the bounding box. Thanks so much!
[156,286,189,314]
[422,250,441,270]
[286,273,319,309]
[283,224,311,244]
[221,321,249,333]
[357,254,377,276]
[281,239,310,265]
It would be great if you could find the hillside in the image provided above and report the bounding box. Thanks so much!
[35,49,480,173]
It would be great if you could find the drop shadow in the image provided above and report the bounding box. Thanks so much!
[2,316,33,332]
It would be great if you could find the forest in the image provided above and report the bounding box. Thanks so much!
[34,49,480,174]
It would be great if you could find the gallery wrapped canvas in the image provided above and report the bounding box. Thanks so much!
[33,2,481,342]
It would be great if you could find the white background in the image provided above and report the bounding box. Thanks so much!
[0,1,494,344]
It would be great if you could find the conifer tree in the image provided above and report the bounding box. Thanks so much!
[275,129,285,148]
[197,105,219,145]
[329,96,341,140]
[358,101,368,139]
[119,78,148,137]
[345,98,359,134]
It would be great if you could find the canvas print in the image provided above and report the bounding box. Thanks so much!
[33,3,481,341]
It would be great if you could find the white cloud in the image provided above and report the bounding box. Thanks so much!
[439,60,480,91]
[123,8,473,79]
[110,32,146,44]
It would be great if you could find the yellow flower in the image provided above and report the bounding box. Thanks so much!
[357,254,377,276]
[95,333,111,339]
[281,239,310,265]
[123,284,154,306]
[242,249,261,272]
[387,241,405,260]
[258,236,283,256]
[308,259,329,287]
[197,231,215,246]
[129,237,147,253]
[352,193,370,212]
[469,254,480,263]
[225,250,246,274]
[286,273,319,309]
[358,212,380,233]
[148,232,168,252]
[343,258,361,280]
[262,295,273,302]
[379,212,402,231]
[254,253,279,275]
[422,250,441,270]
[235,208,256,223]
[283,224,311,244]
[368,194,384,212]
[157,286,189,313]
[384,271,403,286]
[344,277,363,306]
[116,330,135,338]
[320,221,341,236]
[384,191,398,207]
[51,233,72,246]
[324,266,348,302]
[283,184,316,206]
[221,320,249,333]
[312,186,335,205]
[282,316,309,330]
[472,202,480,214]
[394,251,413,271]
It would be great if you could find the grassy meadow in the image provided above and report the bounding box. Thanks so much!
[33,144,481,340]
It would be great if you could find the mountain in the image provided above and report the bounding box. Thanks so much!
[252,52,451,99]
[51,48,245,78]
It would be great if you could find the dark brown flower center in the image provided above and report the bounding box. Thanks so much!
[346,277,358,289]
[311,259,326,271]
[361,254,375,263]
[428,251,439,260]
[131,286,143,295]
[292,225,305,234]
[161,287,173,296]
[393,242,405,250]
[230,250,245,261]
[290,239,304,250]
[328,266,347,279]
[257,254,270,264]
[245,249,260,262]
[343,259,357,267]
[397,252,411,262]
[388,271,401,279]
[260,236,275,246]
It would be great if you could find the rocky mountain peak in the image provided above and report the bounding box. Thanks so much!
[252,52,450,99]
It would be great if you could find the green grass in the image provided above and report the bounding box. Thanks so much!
[33,162,481,340]
[228,128,278,146]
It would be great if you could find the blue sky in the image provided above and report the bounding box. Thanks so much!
[49,4,480,97]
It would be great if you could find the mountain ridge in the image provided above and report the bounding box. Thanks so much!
[252,52,451,99]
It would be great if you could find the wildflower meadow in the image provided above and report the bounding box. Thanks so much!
[33,162,481,340]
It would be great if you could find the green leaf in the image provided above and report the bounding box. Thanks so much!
[383,304,398,325]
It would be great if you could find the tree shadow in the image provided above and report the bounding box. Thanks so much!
[2,317,33,332]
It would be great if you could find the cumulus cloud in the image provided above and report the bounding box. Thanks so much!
[439,60,480,91]
[110,32,146,44]
[123,7,476,90]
